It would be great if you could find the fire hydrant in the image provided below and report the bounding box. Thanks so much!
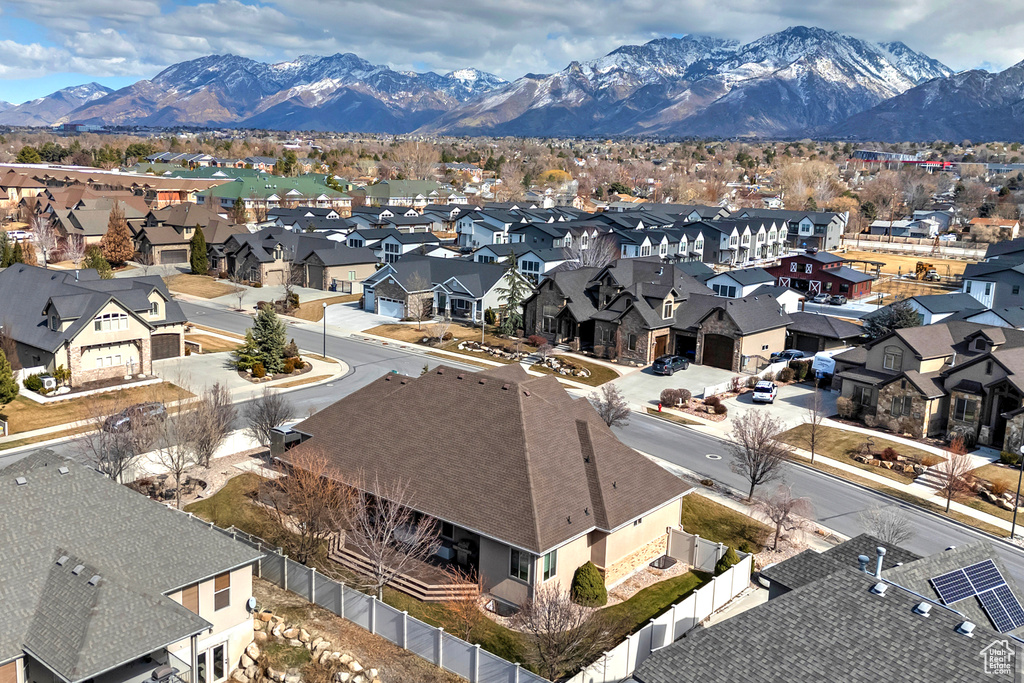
[658,402,662,412]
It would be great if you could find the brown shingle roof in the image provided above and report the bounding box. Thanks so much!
[287,364,689,553]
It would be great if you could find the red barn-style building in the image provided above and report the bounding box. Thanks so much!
[767,250,874,299]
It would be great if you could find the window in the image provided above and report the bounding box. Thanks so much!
[627,334,638,351]
[212,645,225,682]
[639,245,651,257]
[954,397,978,422]
[50,314,58,330]
[150,301,159,316]
[790,262,798,272]
[741,234,750,245]
[510,548,531,582]
[762,344,769,351]
[965,281,972,293]
[542,550,557,581]
[182,583,199,613]
[804,264,813,274]
[659,242,668,255]
[197,644,227,683]
[695,240,703,250]
[633,517,643,527]
[853,385,873,406]
[441,522,455,540]
[214,571,230,610]
[1014,286,1020,296]
[890,395,912,416]
[729,235,738,246]
[521,260,540,274]
[882,346,903,371]
[663,300,673,318]
[383,241,401,263]
[986,360,994,375]
[985,282,993,296]
[96,354,123,369]
[542,305,559,334]
[93,313,128,332]
[580,233,589,249]
[348,270,356,281]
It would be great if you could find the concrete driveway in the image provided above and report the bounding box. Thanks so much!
[722,381,839,432]
[153,352,253,394]
[612,363,739,408]
[324,301,397,332]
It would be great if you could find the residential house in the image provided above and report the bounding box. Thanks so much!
[966,306,1024,331]
[0,451,262,683]
[0,168,46,211]
[282,363,691,607]
[833,321,1024,446]
[473,244,570,281]
[522,257,790,369]
[376,232,443,264]
[706,268,775,298]
[455,209,519,247]
[0,264,187,386]
[133,203,247,266]
[902,293,988,325]
[195,174,352,219]
[50,198,149,246]
[294,246,377,293]
[354,180,444,208]
[767,251,874,299]
[748,284,805,314]
[968,216,1020,241]
[869,218,939,238]
[242,156,277,172]
[961,260,1024,310]
[344,228,397,251]
[509,221,574,250]
[785,312,865,354]
[361,254,532,322]
[913,209,955,232]
[635,535,1022,683]
[732,208,847,251]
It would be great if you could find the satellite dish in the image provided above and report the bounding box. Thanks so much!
[246,597,257,613]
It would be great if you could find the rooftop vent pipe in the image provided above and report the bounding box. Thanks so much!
[875,547,886,578]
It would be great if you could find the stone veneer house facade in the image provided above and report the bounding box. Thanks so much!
[523,258,790,370]
[282,364,691,608]
[0,265,186,386]
[0,451,261,683]
[834,321,1024,449]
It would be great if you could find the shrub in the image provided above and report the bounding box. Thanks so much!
[738,542,754,554]
[252,362,266,379]
[776,367,795,383]
[287,292,299,309]
[714,403,728,415]
[39,387,51,395]
[715,547,741,575]
[792,360,811,381]
[24,374,44,392]
[527,335,547,347]
[880,447,899,462]
[218,270,229,279]
[284,339,299,358]
[282,358,295,374]
[700,478,715,487]
[1000,450,1021,467]
[921,454,942,467]
[863,414,879,428]
[484,308,496,325]
[677,388,691,407]
[992,480,1010,497]
[705,395,721,408]
[836,396,855,418]
[660,388,680,406]
[292,358,305,370]
[570,561,607,607]
[442,332,454,341]
[746,376,760,389]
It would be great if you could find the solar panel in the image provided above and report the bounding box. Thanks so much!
[979,589,1014,632]
[965,560,1005,593]
[995,585,1024,630]
[931,569,974,604]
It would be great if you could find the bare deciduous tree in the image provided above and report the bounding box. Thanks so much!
[30,215,57,265]
[427,316,452,347]
[590,383,630,428]
[937,435,974,513]
[512,583,620,681]
[729,409,790,500]
[343,473,440,600]
[0,322,21,372]
[244,387,294,450]
[263,447,348,564]
[77,405,143,483]
[191,383,236,468]
[407,275,434,330]
[802,387,825,464]
[859,505,915,546]
[390,141,438,180]
[152,410,199,509]
[440,565,484,641]
[228,273,247,311]
[63,234,86,266]
[564,233,618,270]
[755,485,813,550]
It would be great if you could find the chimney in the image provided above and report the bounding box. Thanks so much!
[875,546,886,578]
[857,554,870,573]
[950,352,956,367]
[75,270,79,281]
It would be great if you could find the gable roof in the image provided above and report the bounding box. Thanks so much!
[710,267,774,286]
[0,451,260,682]
[786,312,864,340]
[287,364,689,554]
[910,293,988,314]
[367,254,513,298]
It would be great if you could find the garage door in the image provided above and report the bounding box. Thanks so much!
[794,335,819,354]
[702,334,735,370]
[161,249,187,264]
[307,265,324,290]
[378,298,405,319]
[151,333,181,360]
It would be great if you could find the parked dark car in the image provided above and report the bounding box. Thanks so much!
[103,402,167,433]
[770,349,806,362]
[652,355,690,376]
[829,295,848,305]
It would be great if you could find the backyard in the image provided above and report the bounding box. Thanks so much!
[679,494,770,552]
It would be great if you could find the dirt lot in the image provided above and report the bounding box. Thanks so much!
[254,579,463,683]
[164,274,238,299]
[184,333,240,354]
[872,277,959,301]
[842,250,973,277]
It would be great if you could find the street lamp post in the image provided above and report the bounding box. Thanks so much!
[322,302,327,358]
[1011,447,1024,540]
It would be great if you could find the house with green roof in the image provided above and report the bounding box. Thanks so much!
[351,180,466,209]
[194,173,351,220]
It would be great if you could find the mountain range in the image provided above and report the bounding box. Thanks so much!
[2,26,1022,139]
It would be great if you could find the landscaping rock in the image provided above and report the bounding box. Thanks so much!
[271,624,283,638]
[258,611,274,622]
[368,669,378,680]
[319,651,332,666]
[332,674,350,683]
[880,461,893,469]
[352,677,365,683]
[245,643,261,661]
[254,632,268,645]
[266,668,284,683]
[348,661,363,674]
[298,629,311,643]
[284,671,301,683]
[313,641,330,657]
[230,669,248,683]
[253,620,264,631]
[310,637,323,651]
[282,628,299,640]
[287,639,302,648]
[339,655,353,666]
[244,666,257,679]
[240,653,254,669]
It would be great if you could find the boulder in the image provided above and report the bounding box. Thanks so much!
[266,668,284,683]
[880,461,893,470]
[230,669,248,683]
[254,632,268,645]
[271,624,283,638]
[287,639,303,648]
[313,641,330,657]
[258,610,274,622]
[348,661,363,674]
[284,672,301,683]
[318,651,332,666]
[367,669,378,680]
[244,666,258,679]
[352,677,365,683]
[240,654,254,669]
[245,643,261,661]
[298,629,311,643]
[282,628,299,640]
[329,652,342,661]
[332,674,350,683]
[339,655,353,666]
[310,637,323,651]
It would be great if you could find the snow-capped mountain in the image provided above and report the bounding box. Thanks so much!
[60,53,506,132]
[0,83,113,127]
[426,26,953,137]
[831,60,1024,141]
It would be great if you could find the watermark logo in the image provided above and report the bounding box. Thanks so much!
[981,639,1016,677]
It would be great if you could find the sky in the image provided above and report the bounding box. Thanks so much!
[0,0,1022,103]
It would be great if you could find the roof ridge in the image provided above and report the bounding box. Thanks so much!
[514,373,545,553]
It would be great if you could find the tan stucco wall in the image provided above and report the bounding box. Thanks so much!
[168,565,255,676]
[73,300,149,350]
[322,262,376,293]
[536,533,592,595]
[478,536,530,606]
[740,327,787,358]
[602,499,681,568]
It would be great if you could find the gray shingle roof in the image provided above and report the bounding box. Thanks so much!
[911,293,988,314]
[712,267,774,286]
[787,311,864,340]
[0,451,260,681]
[369,254,512,298]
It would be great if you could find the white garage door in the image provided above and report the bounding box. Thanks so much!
[378,298,405,319]
[364,288,375,312]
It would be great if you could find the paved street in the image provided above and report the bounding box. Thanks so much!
[613,412,1024,586]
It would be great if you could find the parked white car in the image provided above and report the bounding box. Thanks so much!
[752,381,778,404]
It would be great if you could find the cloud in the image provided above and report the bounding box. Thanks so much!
[1,0,1024,101]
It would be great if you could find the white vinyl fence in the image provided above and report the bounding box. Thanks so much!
[566,552,754,683]
[666,528,731,573]
[187,518,547,683]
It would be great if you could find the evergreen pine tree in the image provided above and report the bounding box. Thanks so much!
[84,245,113,279]
[189,225,208,274]
[252,304,286,373]
[100,202,134,266]
[231,197,247,224]
[864,299,922,340]
[0,350,18,409]
[12,242,24,264]
[232,330,260,370]
[495,250,530,336]
[0,234,12,267]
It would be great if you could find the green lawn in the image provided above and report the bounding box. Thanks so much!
[602,571,710,641]
[679,494,769,552]
[776,424,938,485]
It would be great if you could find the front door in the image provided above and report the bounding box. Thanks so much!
[654,335,668,358]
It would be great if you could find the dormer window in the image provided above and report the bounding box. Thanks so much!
[150,301,160,316]
[975,338,989,351]
[50,314,58,331]
[663,299,673,319]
